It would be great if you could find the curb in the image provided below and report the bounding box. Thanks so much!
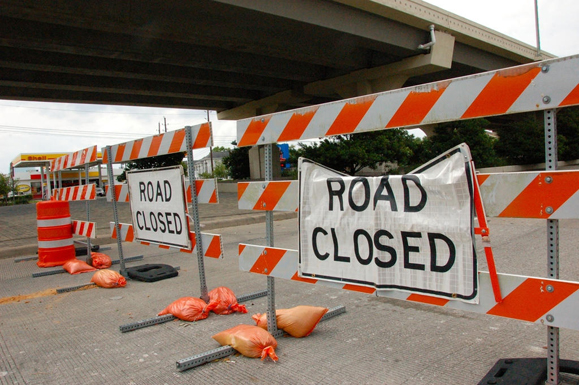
[0,212,297,260]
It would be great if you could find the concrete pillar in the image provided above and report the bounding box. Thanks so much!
[249,145,281,180]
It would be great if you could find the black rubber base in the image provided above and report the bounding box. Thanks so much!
[478,358,579,384]
[75,245,99,256]
[126,264,178,282]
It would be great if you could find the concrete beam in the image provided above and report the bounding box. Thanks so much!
[217,90,311,120]
[305,30,455,98]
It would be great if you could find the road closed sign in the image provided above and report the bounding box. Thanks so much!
[298,144,478,303]
[127,166,191,249]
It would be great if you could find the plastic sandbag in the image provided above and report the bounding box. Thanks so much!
[90,252,112,269]
[63,259,97,275]
[158,297,215,322]
[208,286,248,315]
[91,269,127,288]
[212,324,278,361]
[252,305,329,338]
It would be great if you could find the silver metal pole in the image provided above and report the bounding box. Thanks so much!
[105,146,127,276]
[40,166,46,200]
[544,109,559,385]
[534,0,541,56]
[185,126,209,302]
[264,144,278,335]
[84,163,92,261]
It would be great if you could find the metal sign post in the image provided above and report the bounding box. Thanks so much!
[105,145,127,276]
[185,125,209,302]
[544,108,559,385]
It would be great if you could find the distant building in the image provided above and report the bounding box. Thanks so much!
[193,151,229,177]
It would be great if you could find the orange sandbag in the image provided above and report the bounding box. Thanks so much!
[212,324,278,361]
[252,305,329,338]
[90,252,112,269]
[91,269,127,288]
[158,297,215,322]
[63,259,97,275]
[208,286,248,315]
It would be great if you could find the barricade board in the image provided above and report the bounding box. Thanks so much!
[298,144,478,303]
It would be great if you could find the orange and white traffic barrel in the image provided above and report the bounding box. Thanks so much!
[36,200,76,267]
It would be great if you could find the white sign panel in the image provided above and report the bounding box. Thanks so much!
[127,166,191,249]
[299,144,478,303]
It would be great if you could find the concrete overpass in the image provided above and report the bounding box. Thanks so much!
[0,0,552,120]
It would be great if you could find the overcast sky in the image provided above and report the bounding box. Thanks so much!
[2,0,578,174]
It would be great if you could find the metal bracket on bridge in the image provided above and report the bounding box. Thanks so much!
[119,290,270,333]
[175,305,346,372]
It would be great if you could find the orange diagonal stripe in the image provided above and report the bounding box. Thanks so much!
[477,174,491,185]
[277,108,318,142]
[147,135,163,157]
[209,189,217,203]
[326,95,377,136]
[462,67,541,119]
[193,123,212,149]
[114,144,126,162]
[487,278,578,322]
[130,139,143,160]
[407,293,450,306]
[291,272,318,284]
[204,236,222,258]
[254,182,291,211]
[249,248,286,275]
[169,129,186,154]
[238,182,249,202]
[500,173,579,218]
[238,117,271,147]
[560,84,579,107]
[342,284,376,294]
[386,87,446,128]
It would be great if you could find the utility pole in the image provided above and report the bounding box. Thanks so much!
[208,110,214,174]
[534,0,541,57]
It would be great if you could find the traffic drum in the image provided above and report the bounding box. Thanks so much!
[36,200,76,267]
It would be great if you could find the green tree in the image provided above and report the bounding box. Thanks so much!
[222,143,250,180]
[292,129,421,175]
[0,173,10,200]
[117,152,185,182]
[199,163,228,179]
[494,113,545,165]
[556,106,579,161]
[420,119,501,168]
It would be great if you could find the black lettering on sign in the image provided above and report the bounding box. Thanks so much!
[402,231,425,271]
[353,229,372,265]
[402,175,427,213]
[331,228,350,263]
[139,182,147,201]
[373,229,396,268]
[374,176,398,211]
[312,227,330,260]
[348,178,370,212]
[428,233,456,273]
[327,178,345,211]
[164,180,172,202]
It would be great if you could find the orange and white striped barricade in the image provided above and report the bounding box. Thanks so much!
[106,179,218,204]
[227,55,579,380]
[48,145,104,267]
[109,222,223,259]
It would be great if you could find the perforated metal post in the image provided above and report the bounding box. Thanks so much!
[105,146,127,276]
[264,144,279,335]
[544,108,560,385]
[84,163,92,259]
[185,126,209,302]
[40,165,46,200]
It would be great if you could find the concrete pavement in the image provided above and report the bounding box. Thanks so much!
[0,192,296,259]
[2,197,579,384]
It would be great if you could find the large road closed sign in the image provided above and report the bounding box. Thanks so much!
[127,166,191,249]
[298,144,478,303]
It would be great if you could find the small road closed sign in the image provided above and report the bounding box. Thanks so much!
[298,144,478,303]
[127,166,191,250]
